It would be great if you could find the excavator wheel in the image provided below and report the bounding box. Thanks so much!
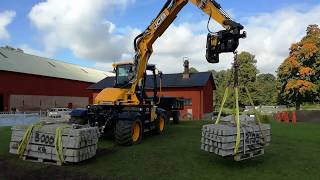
[154,112,168,134]
[115,118,143,146]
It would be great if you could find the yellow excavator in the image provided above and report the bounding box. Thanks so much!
[87,0,246,145]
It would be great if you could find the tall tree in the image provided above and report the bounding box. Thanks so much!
[189,67,199,73]
[277,24,320,110]
[211,69,232,108]
[256,73,277,105]
[212,51,259,109]
[237,51,259,107]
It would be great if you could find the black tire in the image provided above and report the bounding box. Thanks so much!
[115,118,143,146]
[154,112,168,134]
[172,111,180,124]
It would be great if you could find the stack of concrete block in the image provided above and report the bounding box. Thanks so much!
[9,123,99,165]
[201,115,271,161]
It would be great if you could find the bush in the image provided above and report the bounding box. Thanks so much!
[258,114,273,123]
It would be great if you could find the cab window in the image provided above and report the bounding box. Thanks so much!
[116,64,133,87]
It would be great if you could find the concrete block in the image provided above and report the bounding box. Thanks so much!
[200,115,271,160]
[9,123,99,165]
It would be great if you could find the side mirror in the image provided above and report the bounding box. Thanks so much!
[158,71,163,79]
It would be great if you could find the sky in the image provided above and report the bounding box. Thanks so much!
[0,0,320,74]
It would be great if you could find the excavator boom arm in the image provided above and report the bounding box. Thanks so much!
[130,0,245,97]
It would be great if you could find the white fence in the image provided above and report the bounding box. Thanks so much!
[244,105,288,115]
[0,112,41,127]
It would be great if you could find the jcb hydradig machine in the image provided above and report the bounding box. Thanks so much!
[87,0,246,145]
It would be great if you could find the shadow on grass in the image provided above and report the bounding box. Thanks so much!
[213,155,267,168]
[0,157,102,180]
[77,146,120,166]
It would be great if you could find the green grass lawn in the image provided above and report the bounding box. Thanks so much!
[1,121,320,180]
[301,104,320,110]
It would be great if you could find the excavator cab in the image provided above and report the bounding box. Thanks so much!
[112,62,159,104]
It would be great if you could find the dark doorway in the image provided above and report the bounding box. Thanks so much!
[0,95,3,112]
[68,103,73,109]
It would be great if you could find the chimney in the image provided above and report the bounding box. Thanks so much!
[183,58,190,79]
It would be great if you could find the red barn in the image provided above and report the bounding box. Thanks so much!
[89,62,216,120]
[0,46,112,112]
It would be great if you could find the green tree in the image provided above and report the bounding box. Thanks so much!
[277,24,320,110]
[212,51,260,109]
[212,51,279,110]
[237,51,259,107]
[255,73,277,105]
[189,67,199,73]
[211,69,232,108]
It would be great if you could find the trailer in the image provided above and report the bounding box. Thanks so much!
[157,97,184,124]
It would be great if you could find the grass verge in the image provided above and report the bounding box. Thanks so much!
[0,121,320,180]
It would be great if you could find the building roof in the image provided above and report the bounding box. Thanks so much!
[0,46,114,83]
[88,71,216,90]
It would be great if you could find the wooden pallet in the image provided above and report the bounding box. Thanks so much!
[234,149,264,161]
[22,156,63,166]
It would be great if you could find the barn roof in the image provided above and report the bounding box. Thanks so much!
[0,46,113,83]
[88,71,216,90]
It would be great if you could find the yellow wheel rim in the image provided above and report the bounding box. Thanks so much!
[132,121,141,142]
[159,116,165,132]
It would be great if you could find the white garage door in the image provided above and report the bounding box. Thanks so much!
[10,95,89,111]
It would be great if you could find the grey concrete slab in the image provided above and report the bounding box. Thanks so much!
[201,116,271,160]
[10,123,99,164]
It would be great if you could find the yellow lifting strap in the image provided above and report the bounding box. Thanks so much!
[214,86,241,156]
[55,125,69,164]
[215,87,229,124]
[244,86,266,144]
[214,59,242,156]
[17,122,69,165]
[17,123,43,158]
[214,52,258,158]
[233,87,241,155]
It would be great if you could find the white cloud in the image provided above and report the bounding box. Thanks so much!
[28,1,320,74]
[238,5,320,74]
[29,0,136,62]
[150,5,320,74]
[0,10,16,40]
[149,20,232,73]
[94,62,115,71]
